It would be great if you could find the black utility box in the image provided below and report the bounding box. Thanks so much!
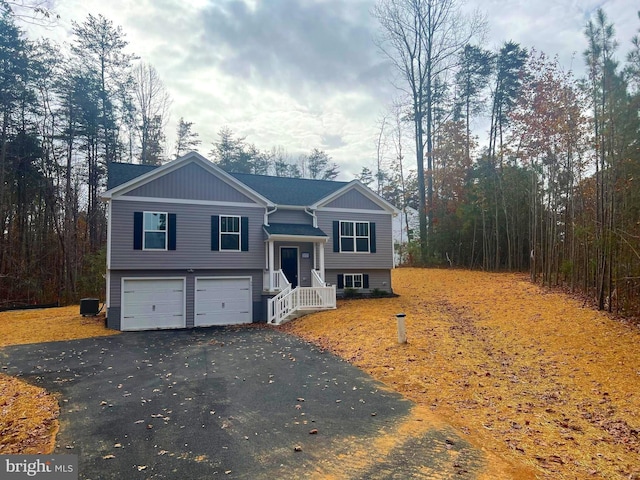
[80,298,100,316]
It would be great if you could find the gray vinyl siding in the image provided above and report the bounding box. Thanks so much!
[110,199,265,269]
[324,189,384,210]
[123,162,256,203]
[107,269,264,329]
[326,269,392,294]
[316,210,393,269]
[300,247,313,287]
[268,209,312,225]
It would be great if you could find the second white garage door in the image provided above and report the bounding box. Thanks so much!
[194,277,252,326]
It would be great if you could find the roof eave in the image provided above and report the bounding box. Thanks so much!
[310,180,399,214]
[103,152,275,207]
[264,234,329,243]
[270,204,312,210]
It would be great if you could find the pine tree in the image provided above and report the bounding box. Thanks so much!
[174,117,201,158]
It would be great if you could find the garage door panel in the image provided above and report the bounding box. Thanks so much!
[122,278,185,331]
[122,313,183,331]
[198,291,250,311]
[195,278,252,327]
[124,289,183,304]
[127,301,182,317]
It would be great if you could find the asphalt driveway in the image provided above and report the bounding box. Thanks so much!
[1,328,485,479]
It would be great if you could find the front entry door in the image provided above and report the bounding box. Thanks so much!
[280,247,298,288]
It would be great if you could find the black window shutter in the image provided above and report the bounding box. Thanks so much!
[241,216,249,251]
[211,215,219,251]
[168,214,177,250]
[337,274,344,289]
[133,212,143,250]
[370,222,376,253]
[363,274,369,289]
[333,221,340,252]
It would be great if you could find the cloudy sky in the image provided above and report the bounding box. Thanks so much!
[22,0,640,179]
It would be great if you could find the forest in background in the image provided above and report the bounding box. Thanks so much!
[1,1,639,317]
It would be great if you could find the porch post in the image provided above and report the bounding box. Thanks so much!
[268,240,275,291]
[318,241,325,282]
[313,242,317,270]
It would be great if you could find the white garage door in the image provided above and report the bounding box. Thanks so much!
[195,277,252,326]
[121,278,185,331]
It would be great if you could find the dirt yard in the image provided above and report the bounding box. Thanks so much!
[282,268,640,480]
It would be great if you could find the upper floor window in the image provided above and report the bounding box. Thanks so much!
[220,215,241,251]
[211,215,249,252]
[340,220,370,253]
[144,212,167,250]
[133,211,175,251]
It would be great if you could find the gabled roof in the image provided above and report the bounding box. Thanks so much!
[107,162,158,190]
[311,180,399,214]
[102,152,398,213]
[230,173,348,206]
[101,152,273,206]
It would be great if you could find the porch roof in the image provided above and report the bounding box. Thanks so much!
[263,223,328,241]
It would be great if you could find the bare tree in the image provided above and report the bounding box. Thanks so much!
[132,62,171,165]
[373,0,486,262]
[2,0,59,26]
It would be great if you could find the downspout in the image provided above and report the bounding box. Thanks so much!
[265,205,277,226]
[392,211,398,269]
[305,207,317,228]
[106,199,112,309]
[305,208,318,276]
[265,206,277,292]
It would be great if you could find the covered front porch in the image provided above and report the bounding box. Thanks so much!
[262,223,336,324]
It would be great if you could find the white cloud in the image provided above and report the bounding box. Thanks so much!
[20,0,640,180]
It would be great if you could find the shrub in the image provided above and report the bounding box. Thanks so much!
[343,288,361,299]
[370,288,388,298]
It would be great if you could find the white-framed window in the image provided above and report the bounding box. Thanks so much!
[344,273,363,289]
[340,221,370,253]
[220,215,241,251]
[143,212,167,250]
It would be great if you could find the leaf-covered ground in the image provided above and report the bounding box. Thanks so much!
[0,306,118,454]
[281,268,640,480]
[0,374,59,454]
[2,281,639,479]
[0,305,117,348]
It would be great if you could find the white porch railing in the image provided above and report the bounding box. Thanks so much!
[311,269,326,287]
[296,286,336,310]
[263,269,291,292]
[267,275,336,325]
[268,284,293,324]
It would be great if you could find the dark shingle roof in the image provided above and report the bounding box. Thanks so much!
[107,162,158,190]
[264,223,328,237]
[230,173,348,206]
[106,162,349,206]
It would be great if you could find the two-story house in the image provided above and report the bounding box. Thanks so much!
[102,152,398,331]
